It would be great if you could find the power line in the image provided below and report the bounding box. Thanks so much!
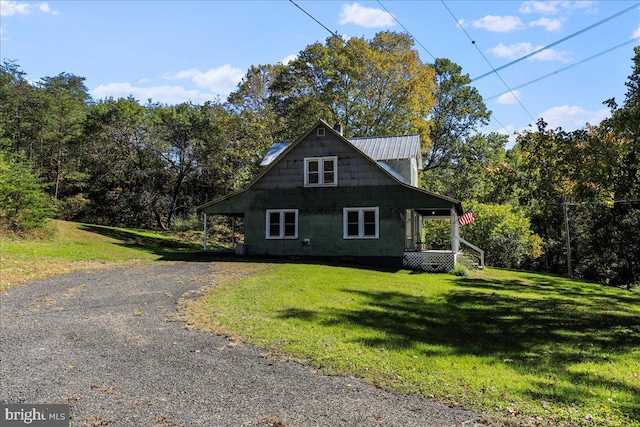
[440,0,536,122]
[288,0,406,87]
[486,36,640,102]
[376,0,513,136]
[376,0,436,61]
[472,2,640,82]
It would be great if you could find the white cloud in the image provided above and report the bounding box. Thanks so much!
[497,90,521,105]
[520,1,596,15]
[519,1,559,15]
[530,17,563,31]
[339,2,395,28]
[91,82,216,105]
[488,42,535,59]
[633,24,640,39]
[38,2,57,15]
[534,48,572,62]
[538,105,610,130]
[164,65,244,94]
[469,15,525,32]
[279,54,298,65]
[0,1,57,16]
[488,42,571,62]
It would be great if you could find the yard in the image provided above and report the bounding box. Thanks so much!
[189,263,640,427]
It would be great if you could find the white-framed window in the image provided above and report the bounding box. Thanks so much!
[343,207,379,239]
[317,127,325,137]
[266,209,298,239]
[305,156,337,187]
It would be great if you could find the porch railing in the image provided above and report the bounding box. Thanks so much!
[458,237,485,269]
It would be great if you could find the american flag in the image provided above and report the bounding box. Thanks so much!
[458,210,475,226]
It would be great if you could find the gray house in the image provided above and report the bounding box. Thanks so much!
[199,120,482,271]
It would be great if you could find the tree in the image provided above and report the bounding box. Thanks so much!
[424,58,491,172]
[421,132,508,202]
[82,97,158,226]
[0,150,54,232]
[148,102,223,229]
[270,32,435,142]
[227,64,287,177]
[0,61,48,163]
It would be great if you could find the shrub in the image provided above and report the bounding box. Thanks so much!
[459,203,543,269]
[0,151,55,232]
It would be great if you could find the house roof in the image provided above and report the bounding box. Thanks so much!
[347,134,421,163]
[259,141,292,166]
[260,134,421,167]
[198,119,463,215]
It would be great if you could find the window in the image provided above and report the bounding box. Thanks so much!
[317,127,325,137]
[305,157,337,186]
[266,209,298,239]
[343,207,379,239]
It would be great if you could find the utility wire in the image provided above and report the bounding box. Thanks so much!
[472,2,640,82]
[486,36,640,101]
[288,0,402,86]
[440,0,536,122]
[376,0,436,61]
[377,0,513,136]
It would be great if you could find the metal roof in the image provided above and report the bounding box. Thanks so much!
[259,134,421,166]
[347,135,421,162]
[259,141,292,166]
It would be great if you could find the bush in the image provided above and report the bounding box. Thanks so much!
[0,151,55,232]
[460,203,543,269]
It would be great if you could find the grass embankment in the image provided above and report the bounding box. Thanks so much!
[0,220,202,289]
[189,264,640,427]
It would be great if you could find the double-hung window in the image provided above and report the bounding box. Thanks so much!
[343,207,379,239]
[305,157,337,187]
[266,209,298,239]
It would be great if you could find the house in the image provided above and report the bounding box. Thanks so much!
[198,120,483,271]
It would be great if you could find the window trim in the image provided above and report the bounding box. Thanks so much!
[266,209,299,239]
[304,156,338,187]
[343,207,379,239]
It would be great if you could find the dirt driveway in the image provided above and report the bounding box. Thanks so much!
[1,261,480,426]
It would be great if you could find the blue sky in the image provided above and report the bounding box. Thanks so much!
[1,1,639,144]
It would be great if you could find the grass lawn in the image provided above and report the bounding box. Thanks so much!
[0,220,202,289]
[189,263,640,427]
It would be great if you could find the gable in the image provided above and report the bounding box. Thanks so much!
[198,120,463,215]
[253,122,398,190]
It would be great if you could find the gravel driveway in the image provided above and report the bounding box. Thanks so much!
[1,261,481,426]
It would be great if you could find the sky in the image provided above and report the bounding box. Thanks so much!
[1,0,640,144]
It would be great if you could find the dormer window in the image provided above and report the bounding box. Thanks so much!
[304,156,337,187]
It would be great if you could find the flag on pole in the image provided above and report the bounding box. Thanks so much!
[458,210,475,226]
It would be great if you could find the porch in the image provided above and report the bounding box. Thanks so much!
[403,208,484,272]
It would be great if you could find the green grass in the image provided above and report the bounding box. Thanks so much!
[0,220,202,289]
[189,264,640,427]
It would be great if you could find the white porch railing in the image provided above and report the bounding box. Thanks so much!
[458,237,485,269]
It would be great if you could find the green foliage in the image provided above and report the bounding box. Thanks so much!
[450,261,469,276]
[0,150,55,232]
[270,31,435,141]
[460,203,543,269]
[425,58,491,173]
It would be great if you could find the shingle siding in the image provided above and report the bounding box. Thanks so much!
[200,120,463,264]
[254,131,396,190]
